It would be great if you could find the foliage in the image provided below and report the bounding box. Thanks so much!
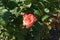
[0,0,60,40]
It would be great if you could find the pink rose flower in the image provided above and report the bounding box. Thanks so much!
[23,14,37,29]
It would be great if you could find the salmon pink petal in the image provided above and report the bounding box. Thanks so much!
[23,14,37,29]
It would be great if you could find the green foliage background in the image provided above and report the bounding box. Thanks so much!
[0,0,60,40]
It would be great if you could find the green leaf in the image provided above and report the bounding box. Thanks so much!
[44,8,49,13]
[0,17,5,25]
[24,0,32,5]
[16,0,20,3]
[10,7,19,17]
[2,11,12,24]
[23,3,32,8]
[34,9,40,15]
[42,15,49,21]
[34,9,43,16]
[20,0,25,2]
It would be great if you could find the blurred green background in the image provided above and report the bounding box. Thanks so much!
[0,0,60,40]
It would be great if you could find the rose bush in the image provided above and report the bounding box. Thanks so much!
[0,0,60,40]
[23,14,37,29]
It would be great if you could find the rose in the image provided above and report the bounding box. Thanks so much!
[23,14,37,29]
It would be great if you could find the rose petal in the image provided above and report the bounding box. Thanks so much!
[23,14,37,29]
